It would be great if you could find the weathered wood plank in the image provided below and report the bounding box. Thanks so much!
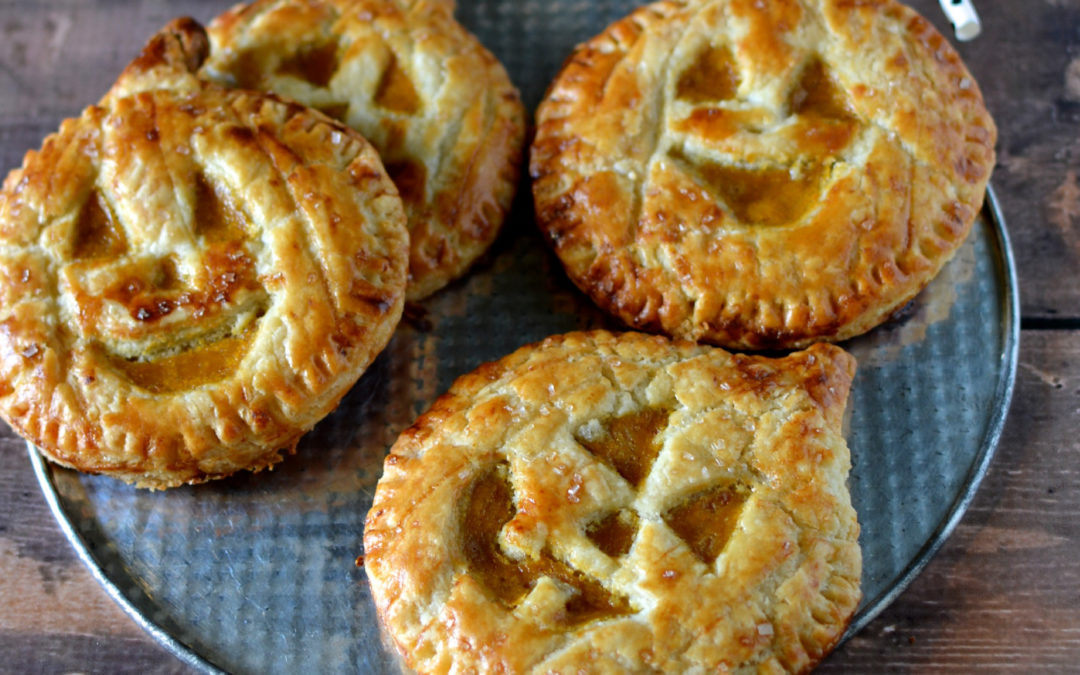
[892,0,1080,320]
[822,330,1080,671]
[959,1,1080,320]
[0,438,191,671]
[0,0,1078,672]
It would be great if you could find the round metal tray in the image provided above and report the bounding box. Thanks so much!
[31,185,1017,673]
[29,1,1019,671]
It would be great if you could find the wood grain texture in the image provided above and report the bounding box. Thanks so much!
[891,0,1080,320]
[1,0,1079,672]
[954,0,1080,320]
[0,438,190,673]
[820,330,1080,671]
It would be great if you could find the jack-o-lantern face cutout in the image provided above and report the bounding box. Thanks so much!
[0,20,408,488]
[365,331,861,673]
[668,47,858,228]
[202,0,526,301]
[531,0,996,350]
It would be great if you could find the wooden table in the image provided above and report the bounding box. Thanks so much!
[1,0,1077,671]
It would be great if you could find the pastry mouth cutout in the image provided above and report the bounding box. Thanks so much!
[0,18,408,488]
[365,331,861,673]
[461,461,636,625]
[531,0,997,350]
[460,408,752,626]
[62,177,269,379]
[669,52,861,228]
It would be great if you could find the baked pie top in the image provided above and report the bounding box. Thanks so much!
[204,0,526,300]
[531,0,996,350]
[0,19,408,488]
[365,331,860,673]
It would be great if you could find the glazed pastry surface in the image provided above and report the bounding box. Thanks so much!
[531,0,996,349]
[0,19,408,488]
[205,0,525,300]
[365,330,861,673]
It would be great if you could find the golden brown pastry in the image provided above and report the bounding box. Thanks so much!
[365,331,861,673]
[531,0,996,350]
[203,0,526,300]
[0,19,408,488]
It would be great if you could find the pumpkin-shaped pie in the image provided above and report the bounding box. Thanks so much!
[0,19,408,488]
[531,0,996,349]
[203,0,526,300]
[365,331,861,672]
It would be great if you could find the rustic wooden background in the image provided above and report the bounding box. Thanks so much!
[1,0,1078,672]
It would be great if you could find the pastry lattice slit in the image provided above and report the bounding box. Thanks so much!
[73,191,127,260]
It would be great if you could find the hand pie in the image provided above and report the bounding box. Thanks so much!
[531,0,996,349]
[203,0,526,300]
[0,19,408,488]
[365,331,861,673]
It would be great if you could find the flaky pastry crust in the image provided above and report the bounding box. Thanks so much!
[531,0,996,349]
[0,19,408,488]
[203,0,526,300]
[365,331,860,673]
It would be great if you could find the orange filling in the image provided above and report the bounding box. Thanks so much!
[231,50,265,90]
[384,159,427,206]
[111,324,255,394]
[788,58,853,121]
[663,484,748,564]
[374,55,421,114]
[277,40,340,88]
[676,44,740,103]
[315,102,350,122]
[463,465,632,623]
[575,408,670,486]
[786,59,859,154]
[73,191,126,260]
[695,160,824,227]
[586,510,638,558]
[194,173,248,243]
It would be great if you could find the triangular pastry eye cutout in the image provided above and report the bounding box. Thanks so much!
[73,191,127,260]
[585,509,638,558]
[663,484,749,564]
[788,58,854,122]
[575,408,669,487]
[374,54,421,115]
[676,43,739,103]
[277,39,341,88]
[193,173,248,243]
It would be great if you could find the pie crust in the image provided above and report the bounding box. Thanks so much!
[365,330,861,673]
[0,19,408,488]
[204,0,526,300]
[531,0,996,349]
